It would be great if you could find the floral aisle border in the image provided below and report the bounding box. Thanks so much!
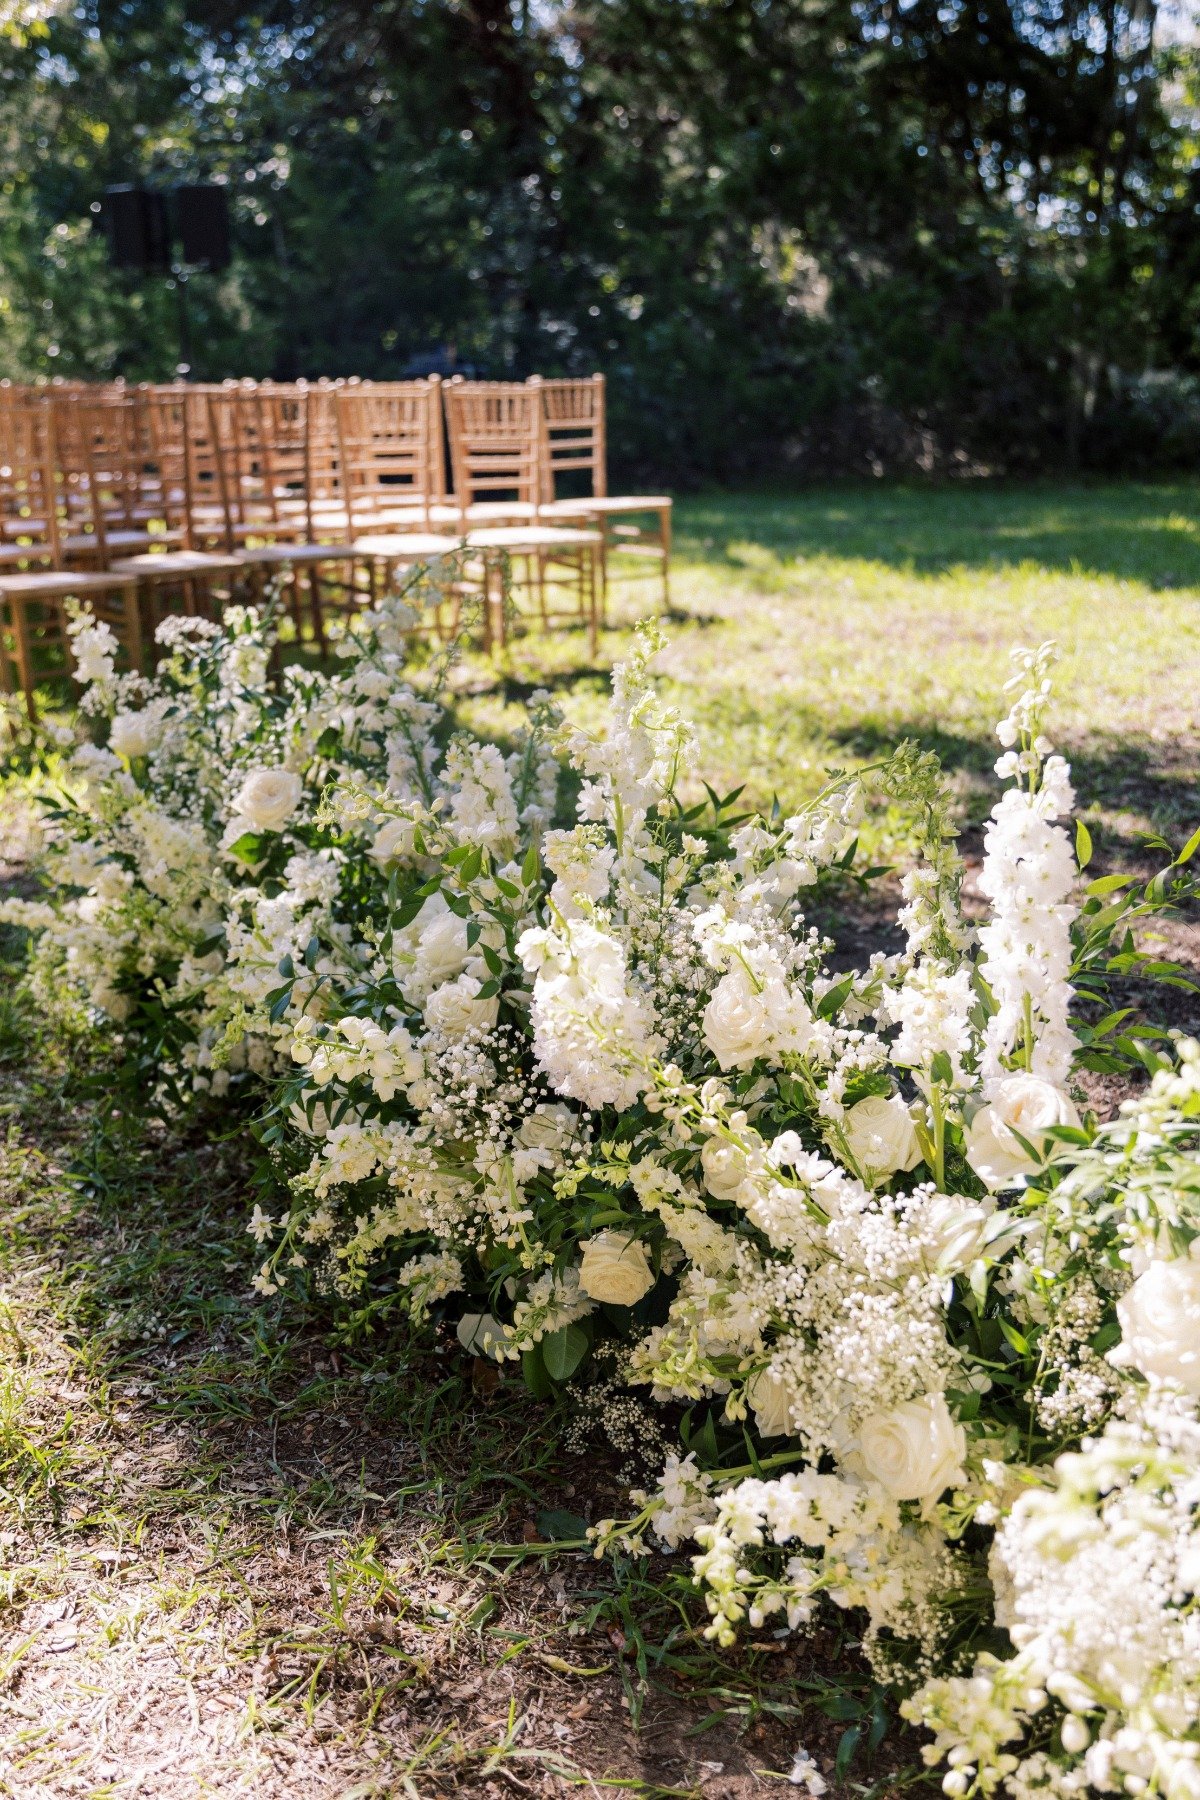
[5,583,1200,1799]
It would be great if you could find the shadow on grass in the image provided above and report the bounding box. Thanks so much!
[825,716,1200,846]
[674,480,1200,591]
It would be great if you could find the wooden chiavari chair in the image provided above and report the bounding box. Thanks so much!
[326,380,478,644]
[217,383,365,654]
[53,391,245,632]
[535,373,672,612]
[443,378,603,651]
[0,397,145,711]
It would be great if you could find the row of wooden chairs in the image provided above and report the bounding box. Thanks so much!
[0,374,670,705]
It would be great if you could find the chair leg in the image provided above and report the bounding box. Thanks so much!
[121,580,145,673]
[310,563,329,658]
[8,597,37,719]
[659,504,671,611]
[587,549,599,659]
[599,530,609,627]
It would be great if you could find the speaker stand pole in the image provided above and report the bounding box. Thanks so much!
[172,263,193,378]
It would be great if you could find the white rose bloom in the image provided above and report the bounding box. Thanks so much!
[578,1231,655,1306]
[414,908,471,988]
[746,1365,794,1439]
[518,1104,577,1151]
[369,817,416,867]
[233,768,304,834]
[1116,1257,1200,1395]
[841,1094,921,1182]
[916,1192,992,1274]
[701,1136,750,1200]
[457,1312,513,1359]
[424,973,499,1037]
[702,970,771,1070]
[108,709,161,760]
[856,1393,966,1503]
[964,1072,1080,1189]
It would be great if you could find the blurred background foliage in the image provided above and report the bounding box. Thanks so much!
[0,0,1198,481]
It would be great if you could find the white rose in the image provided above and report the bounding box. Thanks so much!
[917,1193,992,1274]
[233,768,304,834]
[746,1365,794,1439]
[90,982,132,1022]
[702,971,769,1071]
[701,1136,750,1200]
[457,1312,512,1359]
[841,1094,921,1182]
[424,973,499,1037]
[108,709,161,760]
[578,1231,655,1306]
[369,817,415,867]
[518,1104,576,1151]
[964,1073,1080,1189]
[1117,1257,1200,1394]
[856,1393,966,1503]
[412,907,472,994]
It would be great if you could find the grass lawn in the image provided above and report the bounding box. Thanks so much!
[464,480,1200,862]
[1,480,1198,1797]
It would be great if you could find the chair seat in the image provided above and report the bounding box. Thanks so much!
[465,526,601,549]
[352,533,465,558]
[64,529,184,553]
[0,570,137,596]
[110,551,244,577]
[539,495,672,516]
[237,542,358,565]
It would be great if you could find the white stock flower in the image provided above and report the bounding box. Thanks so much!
[841,1094,921,1182]
[578,1231,655,1306]
[1116,1257,1200,1394]
[964,1072,1080,1189]
[854,1394,966,1504]
[233,768,303,834]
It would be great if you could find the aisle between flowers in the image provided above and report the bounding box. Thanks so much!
[5,585,1200,1800]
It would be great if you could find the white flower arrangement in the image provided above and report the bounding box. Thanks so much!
[8,597,1200,1791]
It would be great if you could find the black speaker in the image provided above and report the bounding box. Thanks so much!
[103,185,171,273]
[174,184,231,271]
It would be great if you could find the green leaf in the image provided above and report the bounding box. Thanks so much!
[1176,822,1200,867]
[541,1323,589,1382]
[1075,818,1093,870]
[522,842,540,886]
[226,831,263,865]
[521,1345,554,1399]
[1087,873,1132,897]
[817,973,856,1019]
[536,1508,590,1542]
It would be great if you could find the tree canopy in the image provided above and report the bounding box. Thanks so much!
[0,0,1197,477]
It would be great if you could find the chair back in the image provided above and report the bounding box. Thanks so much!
[444,379,542,513]
[335,380,440,532]
[0,395,63,563]
[538,373,607,500]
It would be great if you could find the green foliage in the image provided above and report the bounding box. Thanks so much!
[0,1,1195,476]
